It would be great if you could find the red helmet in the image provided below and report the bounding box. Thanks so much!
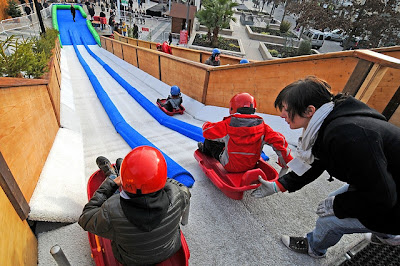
[229,93,256,115]
[120,146,167,194]
[156,43,161,49]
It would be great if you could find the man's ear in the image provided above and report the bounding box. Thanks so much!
[305,105,316,118]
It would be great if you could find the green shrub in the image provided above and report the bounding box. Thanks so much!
[0,29,58,78]
[298,40,312,56]
[0,36,31,77]
[269,49,279,57]
[5,0,22,18]
[279,20,291,33]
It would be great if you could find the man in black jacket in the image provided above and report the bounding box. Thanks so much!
[252,76,400,258]
[79,146,191,265]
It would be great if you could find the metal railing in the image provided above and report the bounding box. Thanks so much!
[0,5,53,38]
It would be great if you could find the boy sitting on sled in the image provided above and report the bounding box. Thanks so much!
[198,92,293,173]
[157,85,183,112]
[79,146,190,265]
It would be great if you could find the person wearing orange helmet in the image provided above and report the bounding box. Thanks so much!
[79,146,191,265]
[198,92,293,173]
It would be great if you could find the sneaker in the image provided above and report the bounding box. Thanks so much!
[115,158,123,176]
[365,233,400,246]
[198,142,205,153]
[281,235,326,258]
[96,156,117,177]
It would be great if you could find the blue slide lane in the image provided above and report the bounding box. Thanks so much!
[81,41,205,143]
[81,40,270,161]
[57,6,97,46]
[83,41,272,162]
[68,30,195,187]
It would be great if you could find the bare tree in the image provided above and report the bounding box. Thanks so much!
[287,0,400,47]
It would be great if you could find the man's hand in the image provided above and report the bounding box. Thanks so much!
[251,176,280,198]
[316,196,335,217]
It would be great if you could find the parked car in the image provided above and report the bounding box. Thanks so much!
[302,29,325,49]
[324,29,345,41]
[341,36,373,50]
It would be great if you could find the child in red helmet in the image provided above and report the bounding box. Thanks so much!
[79,146,190,265]
[198,92,293,173]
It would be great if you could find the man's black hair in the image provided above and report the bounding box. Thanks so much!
[274,76,333,120]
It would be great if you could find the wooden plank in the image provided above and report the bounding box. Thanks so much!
[101,36,107,49]
[159,57,207,102]
[0,77,48,88]
[355,64,389,104]
[113,42,123,59]
[123,45,138,67]
[206,57,358,115]
[0,85,59,202]
[137,49,160,79]
[0,152,30,220]
[383,85,400,121]
[0,188,38,266]
[354,50,400,69]
[202,71,210,103]
[342,59,373,96]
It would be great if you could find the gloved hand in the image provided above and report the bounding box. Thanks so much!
[251,175,280,198]
[316,196,335,217]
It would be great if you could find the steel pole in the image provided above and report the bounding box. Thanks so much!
[50,245,71,266]
[33,0,45,34]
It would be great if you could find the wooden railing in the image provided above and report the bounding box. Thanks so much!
[101,34,400,126]
[0,39,61,266]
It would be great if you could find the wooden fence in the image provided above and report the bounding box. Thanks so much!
[0,39,61,265]
[102,34,400,126]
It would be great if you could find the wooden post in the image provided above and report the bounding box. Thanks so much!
[0,152,30,221]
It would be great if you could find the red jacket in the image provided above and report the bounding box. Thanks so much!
[202,114,293,172]
[162,42,172,55]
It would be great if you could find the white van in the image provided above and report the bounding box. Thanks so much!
[302,29,325,49]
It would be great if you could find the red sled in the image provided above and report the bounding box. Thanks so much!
[156,99,185,116]
[193,150,279,200]
[87,169,190,266]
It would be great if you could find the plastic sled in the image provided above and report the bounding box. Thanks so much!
[87,169,190,266]
[193,150,279,200]
[156,99,185,116]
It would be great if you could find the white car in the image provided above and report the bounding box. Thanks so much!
[324,29,345,41]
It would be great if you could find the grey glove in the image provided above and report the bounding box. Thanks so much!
[316,196,335,217]
[251,175,280,198]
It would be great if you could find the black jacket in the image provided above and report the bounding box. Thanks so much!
[79,178,190,265]
[205,55,220,66]
[279,96,400,234]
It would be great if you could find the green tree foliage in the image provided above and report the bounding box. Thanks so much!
[5,0,22,18]
[279,20,291,33]
[0,28,59,78]
[196,0,238,47]
[297,40,311,55]
[287,0,400,48]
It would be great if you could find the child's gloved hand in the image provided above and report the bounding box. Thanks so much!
[251,176,280,198]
